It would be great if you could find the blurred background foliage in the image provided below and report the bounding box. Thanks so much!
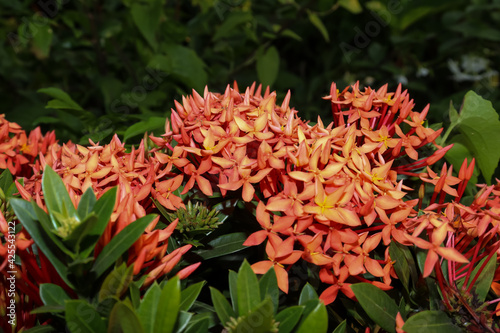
[1,0,499,145]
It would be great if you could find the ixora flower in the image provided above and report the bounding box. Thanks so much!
[149,80,499,313]
[1,81,500,332]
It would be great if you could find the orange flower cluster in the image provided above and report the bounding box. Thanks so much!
[1,80,499,329]
[0,114,56,177]
[16,133,199,283]
[0,119,198,328]
[149,81,499,305]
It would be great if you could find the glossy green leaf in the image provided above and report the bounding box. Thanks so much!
[195,232,247,260]
[332,320,347,333]
[123,116,165,142]
[42,165,78,225]
[448,91,500,184]
[445,138,478,187]
[237,260,261,315]
[0,169,13,194]
[77,187,96,219]
[131,0,161,50]
[39,283,70,306]
[98,263,133,302]
[38,87,84,111]
[78,186,117,258]
[155,276,181,333]
[275,306,304,333]
[108,300,145,333]
[230,298,275,333]
[210,287,236,326]
[180,281,206,312]
[65,300,106,333]
[138,282,162,333]
[259,267,279,313]
[184,316,210,333]
[351,283,399,333]
[173,311,192,333]
[298,283,318,306]
[295,301,328,333]
[91,214,156,278]
[229,270,238,312]
[10,198,73,288]
[64,213,99,254]
[256,46,280,88]
[402,310,461,332]
[30,305,64,314]
[307,10,329,42]
[390,242,417,292]
[458,253,497,302]
[31,201,74,257]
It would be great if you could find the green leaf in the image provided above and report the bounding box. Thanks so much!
[209,287,236,326]
[299,283,318,305]
[332,320,347,333]
[275,306,304,333]
[64,213,99,254]
[402,310,461,332]
[458,253,497,302]
[38,87,84,111]
[77,187,97,220]
[237,260,261,315]
[0,169,13,194]
[138,283,162,333]
[123,116,165,142]
[195,232,247,259]
[180,281,205,312]
[338,0,363,14]
[149,45,207,92]
[40,284,71,306]
[451,91,500,184]
[30,305,65,314]
[184,317,210,333]
[130,0,162,50]
[389,242,417,292]
[295,301,328,333]
[78,186,117,258]
[98,263,133,302]
[108,300,145,333]
[351,283,399,333]
[444,139,478,187]
[32,20,53,59]
[256,46,280,88]
[307,10,329,42]
[230,298,275,333]
[31,201,74,257]
[91,214,156,278]
[65,300,107,333]
[449,101,459,124]
[174,311,193,333]
[10,199,73,288]
[229,270,238,312]
[155,276,181,333]
[259,267,279,313]
[213,11,253,41]
[41,165,78,226]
